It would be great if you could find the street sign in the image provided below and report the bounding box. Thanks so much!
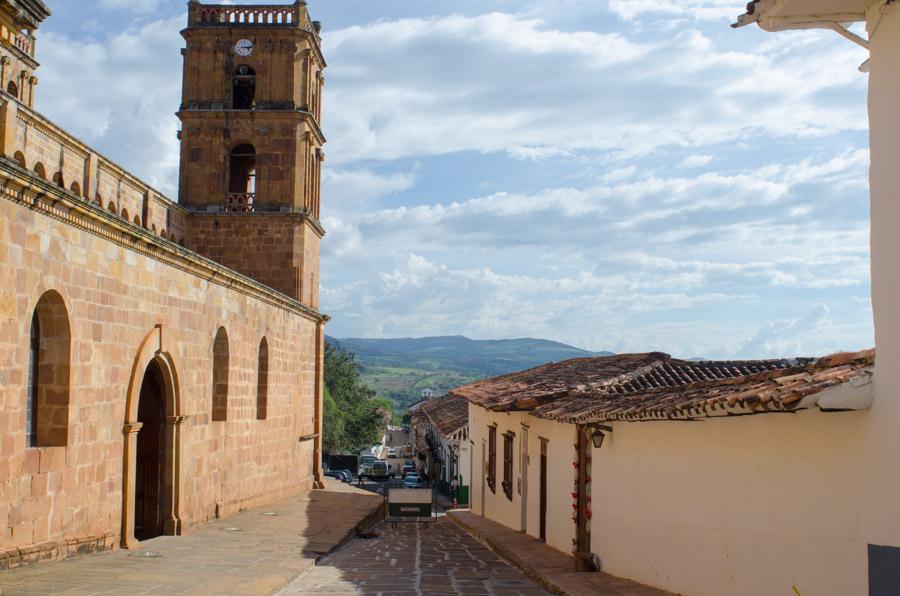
[387,488,432,519]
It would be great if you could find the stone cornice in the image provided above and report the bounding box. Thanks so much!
[176,108,325,145]
[188,210,326,238]
[2,40,38,69]
[0,159,329,324]
[180,24,326,68]
[9,97,189,214]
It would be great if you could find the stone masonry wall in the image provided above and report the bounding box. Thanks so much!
[0,168,321,567]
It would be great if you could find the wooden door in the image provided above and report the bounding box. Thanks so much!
[135,362,165,541]
[539,438,547,542]
[480,441,486,516]
[520,428,528,533]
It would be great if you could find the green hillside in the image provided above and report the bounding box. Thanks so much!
[326,335,611,413]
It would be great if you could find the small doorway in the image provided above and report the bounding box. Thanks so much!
[539,438,548,542]
[480,440,487,516]
[520,427,528,533]
[135,360,166,541]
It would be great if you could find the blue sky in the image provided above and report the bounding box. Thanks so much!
[36,0,873,358]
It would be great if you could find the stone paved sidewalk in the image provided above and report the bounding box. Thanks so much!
[448,511,674,596]
[281,517,549,595]
[0,480,383,595]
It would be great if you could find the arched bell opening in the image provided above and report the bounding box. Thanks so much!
[232,65,256,110]
[226,144,256,212]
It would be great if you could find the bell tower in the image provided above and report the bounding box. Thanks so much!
[179,0,325,307]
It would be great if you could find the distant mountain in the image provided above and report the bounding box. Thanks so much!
[326,335,612,413]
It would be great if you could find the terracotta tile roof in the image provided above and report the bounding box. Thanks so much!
[411,412,430,454]
[419,394,469,438]
[450,350,874,423]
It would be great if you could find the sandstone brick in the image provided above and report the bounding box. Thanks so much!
[23,449,39,475]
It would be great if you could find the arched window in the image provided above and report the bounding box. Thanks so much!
[33,162,46,179]
[212,327,229,421]
[107,201,116,213]
[13,151,26,169]
[232,65,256,110]
[7,81,18,99]
[52,172,64,188]
[257,337,268,420]
[121,208,129,221]
[27,315,38,446]
[70,181,81,197]
[27,291,71,447]
[133,215,141,226]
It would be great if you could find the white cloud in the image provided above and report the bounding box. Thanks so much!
[607,0,743,22]
[323,12,868,165]
[98,0,161,14]
[681,154,714,168]
[323,168,416,203]
[38,17,184,195]
[321,151,872,356]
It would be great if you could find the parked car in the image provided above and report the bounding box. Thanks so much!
[387,448,397,457]
[403,473,421,489]
[324,470,343,481]
[336,470,353,483]
[368,460,390,480]
[402,461,416,476]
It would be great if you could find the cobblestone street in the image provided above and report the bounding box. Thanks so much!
[280,518,549,595]
[0,483,382,595]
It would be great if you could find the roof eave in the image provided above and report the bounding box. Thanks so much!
[733,0,867,30]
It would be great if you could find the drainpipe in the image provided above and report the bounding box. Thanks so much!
[312,317,326,489]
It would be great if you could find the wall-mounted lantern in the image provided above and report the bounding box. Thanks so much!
[590,425,613,448]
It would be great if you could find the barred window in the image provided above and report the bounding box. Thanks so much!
[502,433,514,501]
[487,426,497,493]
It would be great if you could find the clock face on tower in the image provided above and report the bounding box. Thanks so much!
[235,39,253,56]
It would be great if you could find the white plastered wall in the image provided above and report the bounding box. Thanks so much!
[590,408,868,596]
[863,1,900,553]
[469,403,577,555]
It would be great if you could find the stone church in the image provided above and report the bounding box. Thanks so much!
[0,0,329,567]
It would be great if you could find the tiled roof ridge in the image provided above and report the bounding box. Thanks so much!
[533,348,874,423]
[419,393,469,437]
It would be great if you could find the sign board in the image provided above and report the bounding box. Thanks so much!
[388,488,432,518]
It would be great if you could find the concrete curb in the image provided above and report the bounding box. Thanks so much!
[316,500,386,561]
[447,511,568,596]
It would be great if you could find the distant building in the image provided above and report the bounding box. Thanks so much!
[411,394,470,504]
[421,388,434,399]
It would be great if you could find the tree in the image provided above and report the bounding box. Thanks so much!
[323,342,390,454]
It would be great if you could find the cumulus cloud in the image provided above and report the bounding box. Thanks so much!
[323,168,416,204]
[681,154,714,168]
[98,0,161,13]
[607,0,742,22]
[323,12,868,165]
[322,150,873,356]
[38,16,184,195]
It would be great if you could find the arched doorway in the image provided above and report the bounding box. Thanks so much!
[135,359,166,540]
[121,326,183,549]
